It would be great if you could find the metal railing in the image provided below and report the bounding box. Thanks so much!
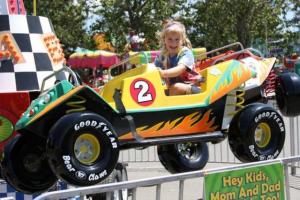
[34,156,300,200]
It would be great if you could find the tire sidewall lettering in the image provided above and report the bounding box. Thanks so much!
[73,119,118,149]
[248,145,258,158]
[67,118,118,182]
[254,111,285,132]
[248,145,280,161]
[62,155,110,182]
[48,113,120,185]
[74,120,98,131]
[249,110,284,160]
[88,170,107,181]
[62,155,86,180]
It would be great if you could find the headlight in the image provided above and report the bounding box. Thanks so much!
[43,93,51,104]
[28,108,35,117]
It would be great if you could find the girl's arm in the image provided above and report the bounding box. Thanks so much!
[159,63,186,78]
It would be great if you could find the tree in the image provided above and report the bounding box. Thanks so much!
[24,0,299,56]
[93,33,115,51]
[183,0,284,50]
[280,0,300,54]
[24,0,95,57]
[90,0,185,52]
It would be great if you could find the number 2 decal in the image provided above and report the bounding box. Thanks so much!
[130,78,156,106]
[135,81,153,102]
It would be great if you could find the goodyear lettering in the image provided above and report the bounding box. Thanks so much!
[96,122,107,130]
[106,131,113,136]
[62,155,75,172]
[112,142,118,149]
[254,111,284,132]
[74,120,118,149]
[91,120,97,127]
[110,137,118,149]
[74,120,97,131]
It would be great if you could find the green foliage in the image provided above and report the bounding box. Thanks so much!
[24,0,299,55]
[184,0,284,50]
[90,0,186,52]
[280,0,300,53]
[24,0,95,57]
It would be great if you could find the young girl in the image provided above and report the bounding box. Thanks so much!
[154,19,200,95]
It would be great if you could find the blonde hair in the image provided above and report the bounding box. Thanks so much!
[158,19,192,56]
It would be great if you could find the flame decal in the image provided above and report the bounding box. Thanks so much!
[119,109,218,140]
[206,61,254,104]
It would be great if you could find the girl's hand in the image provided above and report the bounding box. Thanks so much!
[158,68,165,78]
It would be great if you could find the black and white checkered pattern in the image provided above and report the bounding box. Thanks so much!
[0,180,80,200]
[0,181,36,200]
[0,15,66,92]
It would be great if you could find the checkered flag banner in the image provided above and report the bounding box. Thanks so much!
[0,15,66,93]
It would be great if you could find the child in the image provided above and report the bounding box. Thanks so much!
[154,19,201,95]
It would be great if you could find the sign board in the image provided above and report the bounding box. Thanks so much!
[204,162,285,200]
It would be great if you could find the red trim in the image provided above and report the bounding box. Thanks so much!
[0,92,31,151]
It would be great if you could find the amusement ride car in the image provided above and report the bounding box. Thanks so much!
[3,40,300,194]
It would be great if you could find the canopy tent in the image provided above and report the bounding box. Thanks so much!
[67,49,120,69]
[67,48,207,70]
[128,51,160,65]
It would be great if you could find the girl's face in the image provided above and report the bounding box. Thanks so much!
[164,32,183,56]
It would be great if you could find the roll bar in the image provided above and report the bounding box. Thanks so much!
[195,42,244,59]
[107,52,141,80]
[211,48,264,66]
[40,65,80,95]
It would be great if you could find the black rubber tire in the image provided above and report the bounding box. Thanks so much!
[1,134,57,194]
[157,142,209,174]
[87,163,129,200]
[228,103,285,162]
[275,72,300,116]
[47,112,119,186]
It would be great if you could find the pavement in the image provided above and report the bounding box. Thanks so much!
[126,161,300,200]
